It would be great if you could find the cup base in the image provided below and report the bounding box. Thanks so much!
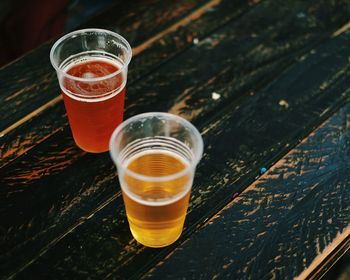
[74,139,109,153]
[129,221,183,248]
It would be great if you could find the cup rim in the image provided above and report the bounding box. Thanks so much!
[50,28,132,82]
[109,112,204,183]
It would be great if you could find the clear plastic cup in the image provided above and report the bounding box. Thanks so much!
[50,28,132,153]
[109,112,203,247]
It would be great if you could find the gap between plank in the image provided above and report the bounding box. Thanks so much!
[296,225,350,280]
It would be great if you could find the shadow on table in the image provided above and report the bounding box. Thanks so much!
[322,250,350,280]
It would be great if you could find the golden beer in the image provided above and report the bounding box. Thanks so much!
[110,112,203,248]
[121,150,192,247]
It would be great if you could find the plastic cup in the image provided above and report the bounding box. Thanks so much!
[50,28,132,153]
[110,112,203,247]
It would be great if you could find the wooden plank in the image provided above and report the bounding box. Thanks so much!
[0,0,209,132]
[143,101,350,280]
[5,24,350,280]
[0,0,251,167]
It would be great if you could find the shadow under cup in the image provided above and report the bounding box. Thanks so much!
[50,29,132,153]
[110,112,203,248]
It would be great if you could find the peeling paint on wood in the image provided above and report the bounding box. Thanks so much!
[145,102,350,279]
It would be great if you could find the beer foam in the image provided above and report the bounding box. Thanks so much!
[60,56,126,103]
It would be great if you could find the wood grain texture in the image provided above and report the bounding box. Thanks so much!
[144,101,350,280]
[0,0,251,167]
[5,27,350,280]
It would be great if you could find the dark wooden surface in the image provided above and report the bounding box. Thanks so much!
[1,0,350,279]
[145,101,350,280]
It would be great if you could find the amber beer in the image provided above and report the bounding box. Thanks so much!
[121,150,192,247]
[62,58,125,152]
[109,113,203,248]
[50,29,132,153]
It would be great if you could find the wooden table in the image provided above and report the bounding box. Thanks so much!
[1,1,350,279]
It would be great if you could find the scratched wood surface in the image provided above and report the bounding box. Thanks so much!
[1,0,350,279]
[144,101,350,280]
